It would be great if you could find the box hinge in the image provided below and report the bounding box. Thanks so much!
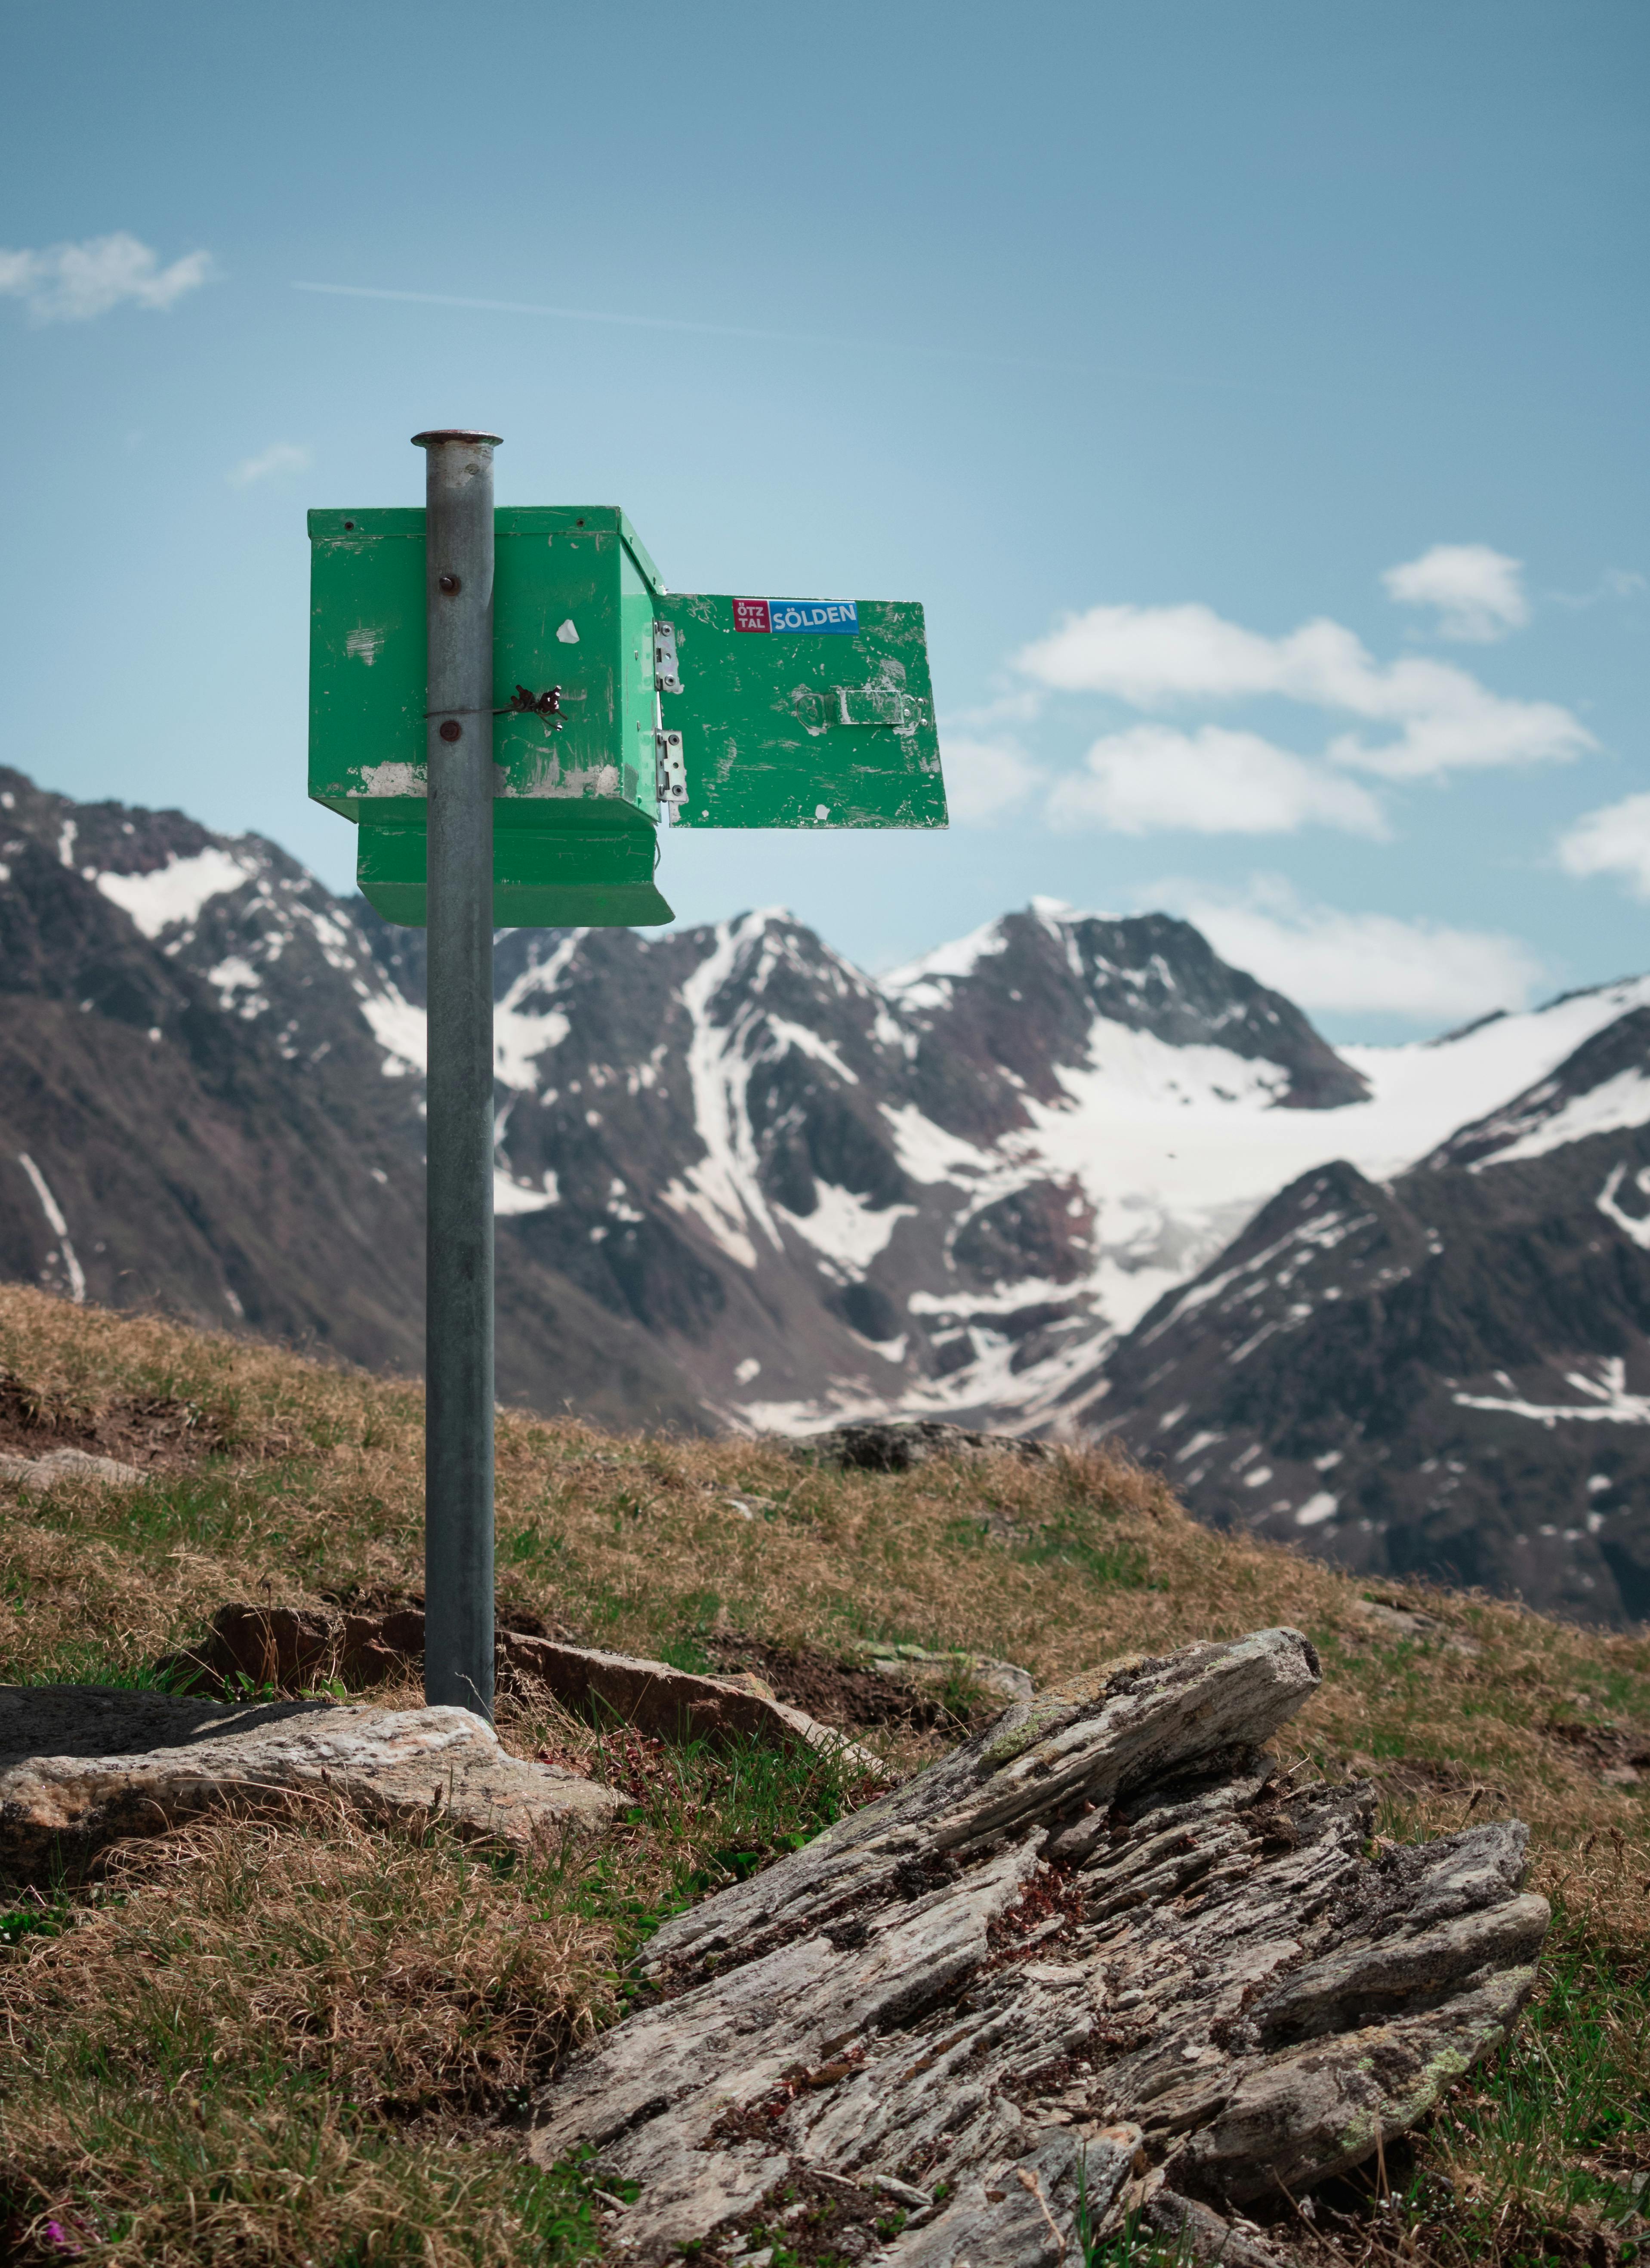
[655,729,687,806]
[653,619,682,695]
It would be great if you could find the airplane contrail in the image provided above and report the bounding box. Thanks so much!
[290,278,1086,375]
[291,279,1338,401]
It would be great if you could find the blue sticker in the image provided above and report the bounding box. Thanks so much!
[768,598,860,634]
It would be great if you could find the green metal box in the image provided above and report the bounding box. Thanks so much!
[309,506,669,927]
[308,508,947,928]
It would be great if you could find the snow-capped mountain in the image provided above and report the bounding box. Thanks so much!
[6,761,1650,1618]
[1093,993,1650,1624]
[0,767,701,1429]
[451,897,1375,1432]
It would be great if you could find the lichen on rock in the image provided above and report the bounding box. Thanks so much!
[527,1627,1547,2265]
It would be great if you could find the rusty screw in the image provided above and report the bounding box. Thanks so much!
[438,719,462,742]
[438,572,461,594]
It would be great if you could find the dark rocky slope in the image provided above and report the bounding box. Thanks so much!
[0,771,703,1430]
[10,764,1650,1623]
[1096,1012,1650,1623]
[1,766,1363,1435]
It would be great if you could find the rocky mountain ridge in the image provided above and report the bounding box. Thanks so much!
[5,763,1650,1620]
[1094,992,1650,1622]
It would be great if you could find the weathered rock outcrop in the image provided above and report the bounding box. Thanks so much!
[0,1445,145,1487]
[0,1687,619,1867]
[849,1639,1036,1708]
[803,1419,1055,1473]
[161,1604,883,1774]
[528,1628,1547,2265]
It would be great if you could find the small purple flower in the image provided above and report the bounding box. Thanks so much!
[42,2220,85,2257]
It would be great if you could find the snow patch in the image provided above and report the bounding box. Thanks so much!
[96,846,257,938]
[660,915,787,1269]
[881,1104,1001,1188]
[207,955,269,1018]
[780,1183,915,1277]
[1453,1356,1650,1427]
[359,989,427,1077]
[494,1170,560,1216]
[1461,1065,1650,1169]
[882,916,1010,1009]
[765,1017,858,1084]
[1596,1162,1650,1251]
[17,1153,84,1303]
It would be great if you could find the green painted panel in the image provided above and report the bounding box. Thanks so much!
[357,803,673,929]
[660,596,946,830]
[308,507,664,824]
[308,516,424,819]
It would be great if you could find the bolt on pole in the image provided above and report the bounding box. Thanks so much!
[413,428,501,1719]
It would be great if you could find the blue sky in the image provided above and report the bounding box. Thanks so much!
[3,0,1646,1040]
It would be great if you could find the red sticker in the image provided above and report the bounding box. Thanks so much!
[734,598,771,633]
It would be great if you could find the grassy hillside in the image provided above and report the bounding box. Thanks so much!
[0,1281,1646,2266]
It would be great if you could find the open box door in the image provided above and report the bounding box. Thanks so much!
[657,595,947,830]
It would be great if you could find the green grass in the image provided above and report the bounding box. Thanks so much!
[5,1283,1650,2265]
[572,1723,874,1960]
[1079,2212,1190,2267]
[1381,1905,1650,2262]
[0,1730,859,2267]
[1013,1526,1155,1590]
[655,1587,724,1673]
[12,1643,188,1691]
[0,2108,606,2268]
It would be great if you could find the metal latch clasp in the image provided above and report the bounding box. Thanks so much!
[495,683,564,732]
[653,620,681,695]
[655,729,687,805]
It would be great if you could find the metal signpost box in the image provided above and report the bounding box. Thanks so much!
[308,432,947,1716]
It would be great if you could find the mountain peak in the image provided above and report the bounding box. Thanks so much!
[10,765,1650,1623]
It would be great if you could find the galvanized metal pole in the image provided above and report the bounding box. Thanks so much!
[413,428,501,1719]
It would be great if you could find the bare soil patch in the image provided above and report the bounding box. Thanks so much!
[703,1632,998,1736]
[0,1364,217,1469]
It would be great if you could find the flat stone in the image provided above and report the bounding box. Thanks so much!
[0,1685,620,1868]
[162,1605,885,1777]
[499,1633,885,1778]
[0,1446,145,1487]
[852,1642,1036,1706]
[1350,1598,1482,1658]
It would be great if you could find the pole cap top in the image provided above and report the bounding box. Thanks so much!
[411,429,503,448]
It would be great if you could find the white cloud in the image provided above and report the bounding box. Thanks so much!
[1018,602,1289,704]
[228,442,313,489]
[938,734,1044,824]
[1557,793,1650,899]
[1150,878,1545,1021]
[1322,674,1588,782]
[1047,724,1386,838]
[1013,599,1591,782]
[1382,543,1529,642]
[0,232,213,323]
[1548,568,1649,612]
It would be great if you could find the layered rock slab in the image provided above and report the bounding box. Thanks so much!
[163,1603,884,1776]
[528,1628,1547,2265]
[0,1686,620,1867]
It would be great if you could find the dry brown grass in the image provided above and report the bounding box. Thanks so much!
[1,1281,1648,2262]
[6,1805,608,2115]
